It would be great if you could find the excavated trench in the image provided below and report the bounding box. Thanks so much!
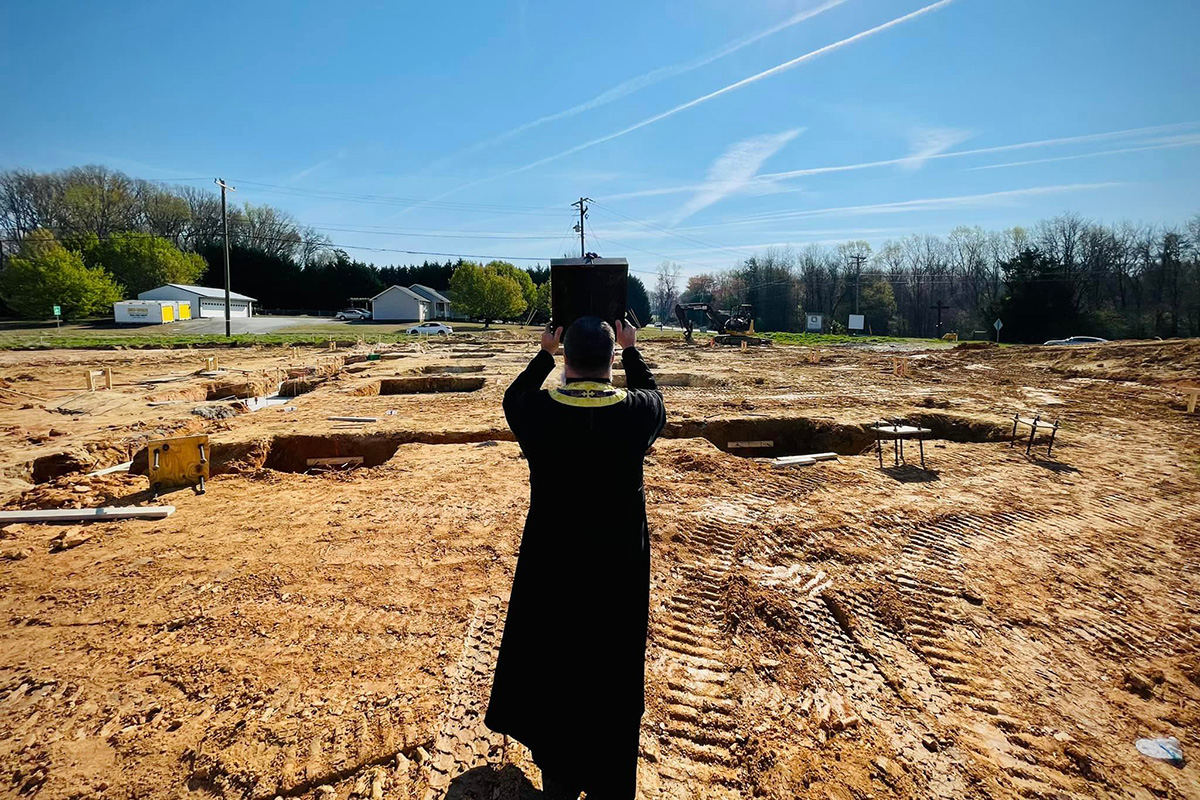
[614,372,719,388]
[353,376,486,395]
[412,365,486,375]
[126,411,1010,479]
[663,411,1010,458]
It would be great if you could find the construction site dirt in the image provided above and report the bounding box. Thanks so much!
[1,335,1198,799]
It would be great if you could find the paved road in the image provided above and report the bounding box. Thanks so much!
[172,316,352,335]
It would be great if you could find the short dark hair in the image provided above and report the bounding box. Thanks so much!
[563,316,615,374]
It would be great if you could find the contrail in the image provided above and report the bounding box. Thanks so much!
[602,121,1200,200]
[964,134,1200,170]
[715,183,1123,225]
[409,0,956,210]
[424,0,850,172]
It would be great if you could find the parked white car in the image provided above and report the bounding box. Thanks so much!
[335,308,371,320]
[406,321,453,336]
[1043,335,1108,346]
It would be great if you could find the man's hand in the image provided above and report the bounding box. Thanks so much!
[541,325,563,356]
[614,318,637,350]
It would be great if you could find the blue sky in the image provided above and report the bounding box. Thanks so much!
[2,0,1198,277]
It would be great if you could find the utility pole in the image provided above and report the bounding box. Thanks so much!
[215,178,236,338]
[571,197,592,257]
[848,254,866,314]
[930,299,948,338]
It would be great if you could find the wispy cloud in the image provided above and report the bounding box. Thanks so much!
[670,129,803,224]
[600,122,1198,205]
[750,121,1200,184]
[900,126,972,172]
[409,0,957,211]
[285,150,348,184]
[711,183,1123,225]
[425,0,848,172]
[965,133,1200,170]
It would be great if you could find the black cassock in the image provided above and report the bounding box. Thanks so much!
[485,346,665,796]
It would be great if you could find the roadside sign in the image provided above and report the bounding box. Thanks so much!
[993,319,1003,331]
[53,304,61,330]
[52,305,61,317]
[848,314,865,331]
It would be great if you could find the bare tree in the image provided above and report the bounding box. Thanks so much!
[653,261,682,322]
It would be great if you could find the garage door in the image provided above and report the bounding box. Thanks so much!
[198,299,250,318]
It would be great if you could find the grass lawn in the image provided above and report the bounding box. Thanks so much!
[0,317,953,351]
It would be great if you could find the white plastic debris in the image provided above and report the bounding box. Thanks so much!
[1135,737,1184,765]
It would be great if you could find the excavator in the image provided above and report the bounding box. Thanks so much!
[674,302,765,346]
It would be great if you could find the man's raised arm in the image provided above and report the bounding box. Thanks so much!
[503,326,561,435]
[616,320,657,391]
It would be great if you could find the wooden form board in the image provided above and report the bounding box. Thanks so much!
[306,456,364,468]
[727,440,773,449]
[0,506,175,524]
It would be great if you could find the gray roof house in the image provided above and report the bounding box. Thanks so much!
[408,284,454,319]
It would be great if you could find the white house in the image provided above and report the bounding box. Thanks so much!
[138,284,256,318]
[408,284,454,319]
[370,285,430,321]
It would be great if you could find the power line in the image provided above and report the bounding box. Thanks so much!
[224,180,566,216]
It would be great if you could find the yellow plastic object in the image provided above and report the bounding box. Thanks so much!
[147,434,209,496]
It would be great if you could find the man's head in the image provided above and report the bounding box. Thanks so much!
[563,316,615,379]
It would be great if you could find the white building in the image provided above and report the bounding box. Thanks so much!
[138,284,256,318]
[370,285,430,321]
[408,284,454,319]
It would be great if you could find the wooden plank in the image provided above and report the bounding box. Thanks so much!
[306,456,364,468]
[777,452,838,463]
[0,506,175,524]
[327,416,378,423]
[86,461,133,477]
[727,440,773,449]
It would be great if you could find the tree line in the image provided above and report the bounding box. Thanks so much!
[665,213,1200,342]
[3,166,1195,340]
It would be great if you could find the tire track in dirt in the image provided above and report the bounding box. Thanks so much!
[643,504,746,797]
[421,595,521,797]
[889,512,1091,799]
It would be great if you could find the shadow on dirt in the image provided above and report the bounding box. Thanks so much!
[446,764,542,799]
[1030,458,1080,474]
[881,465,940,483]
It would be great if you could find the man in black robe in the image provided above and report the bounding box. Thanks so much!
[486,316,666,799]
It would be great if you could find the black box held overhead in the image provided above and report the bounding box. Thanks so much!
[550,257,629,331]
